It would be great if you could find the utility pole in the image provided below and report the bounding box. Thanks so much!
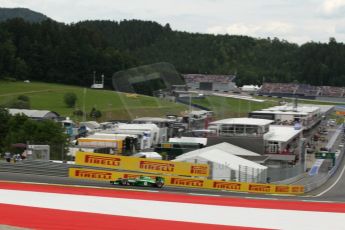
[83,88,87,122]
[189,92,192,130]
[93,71,96,85]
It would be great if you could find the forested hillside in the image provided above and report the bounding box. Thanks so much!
[1,14,345,87]
[0,8,49,23]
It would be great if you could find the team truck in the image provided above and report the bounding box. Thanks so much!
[110,176,165,188]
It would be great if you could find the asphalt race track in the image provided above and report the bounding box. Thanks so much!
[2,181,345,230]
[0,170,344,203]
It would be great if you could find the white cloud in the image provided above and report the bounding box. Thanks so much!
[319,0,345,16]
[1,0,345,44]
[335,21,345,33]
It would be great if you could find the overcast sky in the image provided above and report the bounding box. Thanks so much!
[2,0,345,44]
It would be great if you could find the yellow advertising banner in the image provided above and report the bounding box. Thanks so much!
[68,168,304,195]
[74,151,209,177]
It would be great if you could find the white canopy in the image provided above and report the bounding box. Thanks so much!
[174,148,267,171]
[175,142,260,161]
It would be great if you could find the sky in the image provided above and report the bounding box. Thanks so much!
[1,0,345,44]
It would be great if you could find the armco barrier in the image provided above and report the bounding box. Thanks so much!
[75,151,209,177]
[69,168,304,195]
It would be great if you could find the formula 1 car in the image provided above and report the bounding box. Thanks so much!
[110,176,165,188]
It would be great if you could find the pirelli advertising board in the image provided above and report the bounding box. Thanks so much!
[69,168,304,195]
[74,151,209,177]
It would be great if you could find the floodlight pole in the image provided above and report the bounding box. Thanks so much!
[83,88,86,122]
[189,92,192,130]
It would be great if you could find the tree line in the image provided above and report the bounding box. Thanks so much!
[1,18,345,87]
[0,108,68,159]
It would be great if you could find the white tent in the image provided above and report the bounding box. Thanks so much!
[174,144,267,182]
[241,85,260,92]
[176,142,260,162]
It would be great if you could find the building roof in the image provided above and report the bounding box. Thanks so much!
[251,110,308,116]
[90,133,138,140]
[264,125,302,142]
[240,155,270,164]
[304,104,334,114]
[261,105,320,114]
[169,137,207,146]
[80,121,100,130]
[117,123,159,130]
[175,142,260,161]
[265,154,296,161]
[8,109,59,118]
[189,110,211,116]
[133,152,162,159]
[175,149,267,170]
[210,117,274,126]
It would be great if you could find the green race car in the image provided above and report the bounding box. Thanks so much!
[110,176,165,188]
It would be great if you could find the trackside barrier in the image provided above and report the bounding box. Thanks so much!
[75,151,209,177]
[69,168,304,195]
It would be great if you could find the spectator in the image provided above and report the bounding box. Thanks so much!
[4,152,11,163]
[21,150,27,160]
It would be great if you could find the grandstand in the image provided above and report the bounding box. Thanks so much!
[294,84,320,97]
[258,83,345,101]
[112,62,185,96]
[320,86,344,97]
[182,74,238,92]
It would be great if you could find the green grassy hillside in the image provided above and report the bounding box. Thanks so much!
[0,81,187,121]
[192,96,278,119]
[3,81,335,121]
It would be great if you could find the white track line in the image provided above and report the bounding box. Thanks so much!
[1,189,345,230]
[188,193,221,197]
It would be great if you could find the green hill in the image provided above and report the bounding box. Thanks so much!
[0,7,49,22]
[0,81,187,121]
[1,12,345,88]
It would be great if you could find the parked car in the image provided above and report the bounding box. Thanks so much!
[319,136,327,142]
[110,175,165,188]
[319,130,328,135]
[320,147,330,152]
[328,120,336,126]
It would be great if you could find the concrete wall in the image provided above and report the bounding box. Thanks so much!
[316,96,345,103]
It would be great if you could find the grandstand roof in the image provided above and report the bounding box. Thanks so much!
[182,74,236,83]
